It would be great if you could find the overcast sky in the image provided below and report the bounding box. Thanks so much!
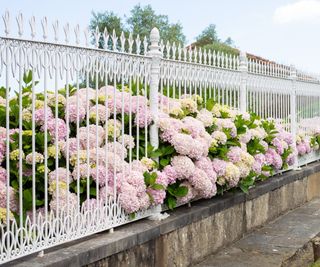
[1,0,320,73]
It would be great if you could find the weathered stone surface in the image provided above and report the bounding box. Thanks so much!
[308,172,320,201]
[157,203,245,267]
[245,194,269,230]
[195,198,320,267]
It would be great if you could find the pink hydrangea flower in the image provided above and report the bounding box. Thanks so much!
[212,159,227,177]
[118,186,140,213]
[44,118,68,141]
[105,142,128,159]
[34,107,54,125]
[181,116,206,138]
[0,181,18,212]
[155,171,169,187]
[91,165,111,187]
[49,167,72,184]
[227,146,243,163]
[82,198,98,212]
[195,157,217,183]
[65,104,86,123]
[147,188,166,205]
[171,133,194,155]
[272,138,284,155]
[163,165,178,184]
[171,156,195,179]
[0,167,6,183]
[189,168,215,199]
[49,191,78,213]
[134,107,152,128]
[139,192,151,210]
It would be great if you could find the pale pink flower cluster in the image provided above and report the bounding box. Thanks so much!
[65,103,86,123]
[165,155,217,202]
[0,181,18,213]
[159,115,210,160]
[215,118,237,138]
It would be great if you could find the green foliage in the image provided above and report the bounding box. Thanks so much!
[127,4,186,45]
[195,24,219,46]
[247,138,266,155]
[151,143,176,169]
[193,24,238,56]
[89,4,186,50]
[90,11,124,49]
[239,171,256,194]
[261,120,278,143]
[143,172,165,204]
[203,43,239,57]
[165,182,188,210]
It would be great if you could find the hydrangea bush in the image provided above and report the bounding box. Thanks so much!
[0,71,319,224]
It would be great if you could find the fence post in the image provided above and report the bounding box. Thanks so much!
[147,28,162,154]
[239,51,248,112]
[290,65,299,169]
[147,28,168,220]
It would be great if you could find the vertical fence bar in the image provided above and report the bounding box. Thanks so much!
[147,28,162,153]
[290,65,298,169]
[146,28,163,218]
[239,51,248,112]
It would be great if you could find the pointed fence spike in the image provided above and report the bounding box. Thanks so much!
[74,24,80,45]
[29,16,36,40]
[94,25,100,48]
[83,26,89,47]
[2,10,10,36]
[53,20,59,42]
[103,27,109,49]
[128,32,133,53]
[64,23,70,44]
[135,34,141,54]
[41,17,48,41]
[112,29,117,51]
[143,35,148,55]
[16,12,24,37]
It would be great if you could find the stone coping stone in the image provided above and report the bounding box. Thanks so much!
[7,161,320,267]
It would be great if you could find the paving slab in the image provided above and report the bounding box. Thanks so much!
[195,198,320,267]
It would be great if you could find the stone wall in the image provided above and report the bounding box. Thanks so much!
[10,163,320,267]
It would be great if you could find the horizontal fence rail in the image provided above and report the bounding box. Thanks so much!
[0,11,320,264]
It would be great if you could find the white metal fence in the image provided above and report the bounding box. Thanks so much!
[0,12,320,264]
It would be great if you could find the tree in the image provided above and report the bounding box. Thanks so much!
[194,24,219,47]
[126,4,186,45]
[90,11,125,49]
[89,4,186,50]
[224,37,234,46]
[193,24,238,56]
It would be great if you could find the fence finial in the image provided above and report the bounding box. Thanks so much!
[53,20,59,42]
[148,27,161,56]
[3,10,10,36]
[29,16,36,40]
[239,50,247,70]
[290,64,297,79]
[16,12,23,37]
[41,17,48,41]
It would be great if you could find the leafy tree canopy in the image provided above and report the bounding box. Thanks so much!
[90,4,186,48]
[193,24,237,55]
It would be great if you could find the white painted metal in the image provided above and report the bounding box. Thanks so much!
[1,11,320,264]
